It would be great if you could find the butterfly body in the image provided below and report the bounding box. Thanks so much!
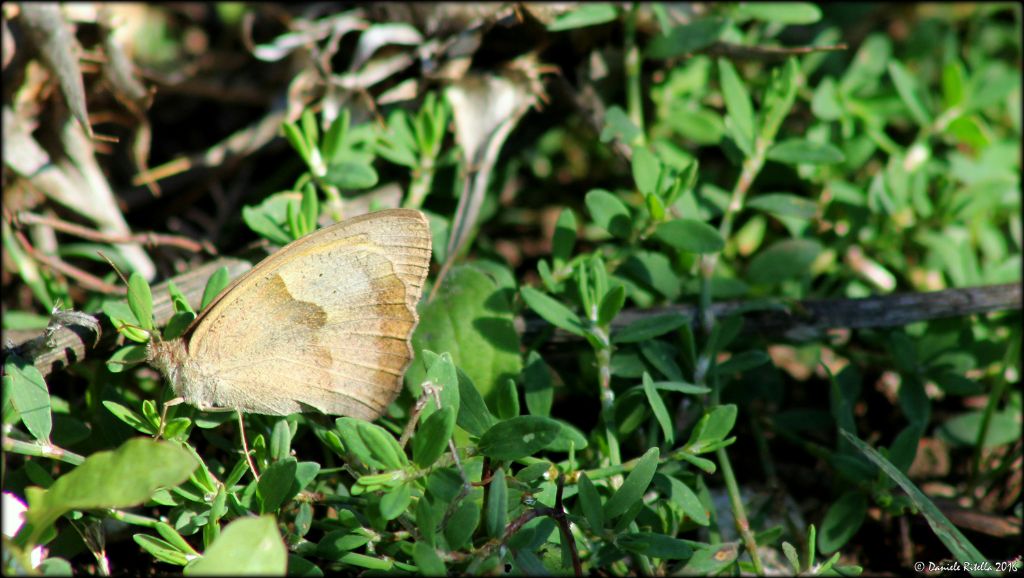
[147,209,432,420]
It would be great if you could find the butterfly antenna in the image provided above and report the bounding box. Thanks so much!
[97,251,130,288]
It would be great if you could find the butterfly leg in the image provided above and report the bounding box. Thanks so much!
[179,404,261,483]
[236,411,261,482]
[156,396,186,438]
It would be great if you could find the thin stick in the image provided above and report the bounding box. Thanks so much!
[16,211,216,254]
[11,227,125,295]
[526,283,1023,344]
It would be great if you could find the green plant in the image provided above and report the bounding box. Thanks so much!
[3,3,1020,575]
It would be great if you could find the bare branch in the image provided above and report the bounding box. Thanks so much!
[16,211,217,254]
[527,283,1022,343]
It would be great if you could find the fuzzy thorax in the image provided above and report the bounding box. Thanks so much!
[146,339,204,405]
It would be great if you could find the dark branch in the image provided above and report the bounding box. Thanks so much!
[526,283,1022,343]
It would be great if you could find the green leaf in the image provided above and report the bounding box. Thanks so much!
[201,267,230,310]
[6,356,52,442]
[127,273,154,331]
[597,285,626,327]
[643,372,674,444]
[413,541,446,576]
[134,534,191,566]
[841,430,993,575]
[718,59,756,155]
[380,482,412,521]
[585,189,632,239]
[735,3,821,24]
[410,265,522,401]
[620,251,684,300]
[631,146,661,196]
[334,418,386,470]
[300,109,319,154]
[22,438,197,546]
[688,405,738,453]
[155,521,200,556]
[455,368,497,437]
[888,61,933,126]
[839,34,891,94]
[614,313,689,344]
[106,343,148,374]
[577,473,604,531]
[300,183,319,235]
[939,410,1021,449]
[746,239,822,284]
[680,543,739,574]
[523,351,553,417]
[186,515,286,575]
[413,407,456,468]
[766,140,845,165]
[603,447,659,520]
[322,110,349,163]
[416,496,438,547]
[812,77,843,121]
[601,106,643,145]
[356,421,408,470]
[782,541,801,572]
[269,419,292,461]
[714,350,771,375]
[617,532,695,559]
[654,473,709,526]
[257,457,297,513]
[552,208,577,267]
[646,18,725,59]
[942,60,967,109]
[760,58,800,142]
[495,379,520,419]
[281,121,311,167]
[520,286,587,336]
[651,219,725,254]
[545,419,590,452]
[486,467,507,538]
[444,499,480,550]
[102,400,156,435]
[163,311,195,340]
[746,193,817,219]
[242,193,294,246]
[817,491,867,554]
[415,351,460,421]
[646,192,666,222]
[477,416,562,460]
[317,529,371,559]
[323,161,379,190]
[547,3,618,31]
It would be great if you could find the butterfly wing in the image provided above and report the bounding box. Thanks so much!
[184,209,431,419]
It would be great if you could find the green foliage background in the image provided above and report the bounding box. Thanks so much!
[3,3,1020,575]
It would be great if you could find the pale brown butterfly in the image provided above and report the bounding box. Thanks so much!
[147,208,432,421]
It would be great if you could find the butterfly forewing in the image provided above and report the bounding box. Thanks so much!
[177,209,431,419]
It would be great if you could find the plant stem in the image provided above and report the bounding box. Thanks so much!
[2,435,85,465]
[593,328,622,472]
[717,443,766,575]
[623,3,646,146]
[403,160,436,210]
[699,141,766,326]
